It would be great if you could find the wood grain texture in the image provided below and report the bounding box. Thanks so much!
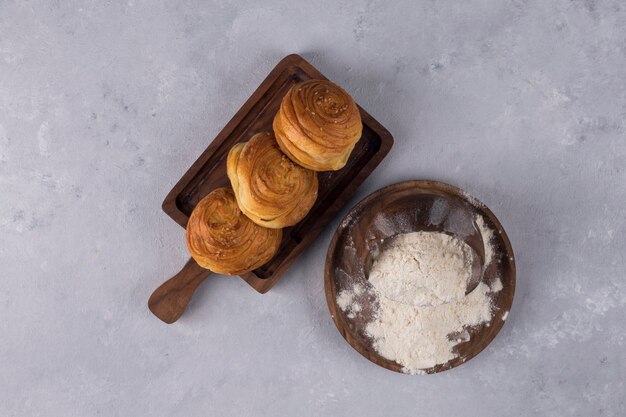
[148,258,209,324]
[324,180,516,374]
[162,54,394,293]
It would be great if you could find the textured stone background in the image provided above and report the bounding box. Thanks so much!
[1,1,625,416]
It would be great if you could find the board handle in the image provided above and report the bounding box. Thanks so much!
[148,258,211,324]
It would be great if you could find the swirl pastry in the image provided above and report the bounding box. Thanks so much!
[185,187,282,275]
[227,132,318,228]
[273,79,363,171]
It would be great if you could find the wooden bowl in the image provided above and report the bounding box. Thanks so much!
[324,180,516,374]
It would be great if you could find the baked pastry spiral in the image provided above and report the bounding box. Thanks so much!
[185,187,282,275]
[273,79,363,171]
[227,132,318,228]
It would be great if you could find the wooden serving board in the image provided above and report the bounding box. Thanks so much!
[162,54,394,293]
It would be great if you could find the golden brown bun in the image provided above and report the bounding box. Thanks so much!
[227,132,318,228]
[185,187,282,275]
[273,79,363,171]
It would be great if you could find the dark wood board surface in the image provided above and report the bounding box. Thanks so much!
[324,180,516,374]
[162,54,394,293]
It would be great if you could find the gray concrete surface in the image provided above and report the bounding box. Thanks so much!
[1,0,625,416]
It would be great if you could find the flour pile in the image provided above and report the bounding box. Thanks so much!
[336,216,501,374]
[368,232,474,307]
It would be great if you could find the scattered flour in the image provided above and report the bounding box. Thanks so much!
[490,276,503,292]
[336,283,364,319]
[475,214,495,266]
[462,190,485,209]
[428,198,449,226]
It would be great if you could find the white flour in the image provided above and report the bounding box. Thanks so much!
[368,232,474,307]
[365,280,498,373]
[337,283,364,319]
[475,214,495,266]
[336,214,501,374]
